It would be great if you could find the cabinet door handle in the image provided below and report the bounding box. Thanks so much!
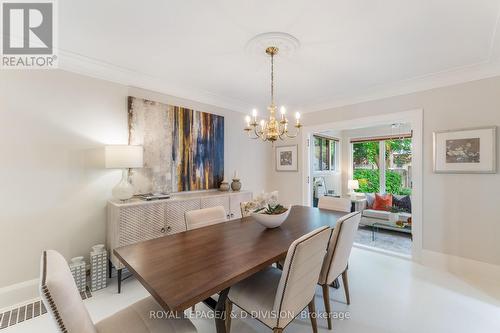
[230,213,234,217]
[160,227,166,233]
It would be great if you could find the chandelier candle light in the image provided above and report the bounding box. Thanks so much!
[244,46,301,142]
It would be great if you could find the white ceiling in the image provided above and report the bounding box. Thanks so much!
[59,0,500,113]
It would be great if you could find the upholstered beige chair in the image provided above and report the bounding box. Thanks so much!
[318,211,361,330]
[240,201,257,217]
[40,250,196,333]
[184,206,227,230]
[226,226,331,333]
[318,196,351,212]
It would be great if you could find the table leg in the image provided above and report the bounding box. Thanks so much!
[215,288,230,333]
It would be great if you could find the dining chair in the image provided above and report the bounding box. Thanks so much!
[318,196,351,212]
[184,206,227,230]
[318,211,361,330]
[240,201,258,217]
[40,250,196,333]
[226,226,331,333]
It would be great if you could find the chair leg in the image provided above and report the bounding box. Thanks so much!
[342,269,351,305]
[225,299,233,333]
[273,329,283,333]
[308,299,318,333]
[322,284,332,330]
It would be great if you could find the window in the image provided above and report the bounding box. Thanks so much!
[352,136,412,195]
[313,135,337,171]
[352,141,380,193]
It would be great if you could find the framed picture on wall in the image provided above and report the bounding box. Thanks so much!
[275,145,298,172]
[433,126,497,173]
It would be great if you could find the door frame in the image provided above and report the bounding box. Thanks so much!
[300,109,423,260]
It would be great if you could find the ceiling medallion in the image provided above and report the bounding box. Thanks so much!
[243,44,301,142]
[245,32,301,58]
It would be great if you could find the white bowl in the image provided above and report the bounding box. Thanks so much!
[252,207,291,228]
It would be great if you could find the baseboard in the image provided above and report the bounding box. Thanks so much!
[0,279,39,310]
[354,243,412,261]
[420,249,500,284]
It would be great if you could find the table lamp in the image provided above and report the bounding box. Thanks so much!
[348,179,360,200]
[105,145,143,200]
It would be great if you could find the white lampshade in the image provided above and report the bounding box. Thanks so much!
[104,145,143,169]
[348,179,360,190]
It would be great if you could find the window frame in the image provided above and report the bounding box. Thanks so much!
[351,134,413,195]
[313,135,338,172]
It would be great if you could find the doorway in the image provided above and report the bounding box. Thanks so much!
[301,109,423,259]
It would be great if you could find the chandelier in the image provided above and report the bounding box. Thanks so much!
[244,46,301,142]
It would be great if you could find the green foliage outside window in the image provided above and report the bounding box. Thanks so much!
[353,169,412,195]
[352,138,412,195]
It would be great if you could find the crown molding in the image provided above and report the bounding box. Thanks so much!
[301,59,500,113]
[58,50,253,113]
[58,50,500,116]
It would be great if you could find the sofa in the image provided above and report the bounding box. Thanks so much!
[359,193,412,233]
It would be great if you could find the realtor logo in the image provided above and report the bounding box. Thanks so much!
[1,0,58,68]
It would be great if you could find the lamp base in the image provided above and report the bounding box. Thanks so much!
[112,169,134,201]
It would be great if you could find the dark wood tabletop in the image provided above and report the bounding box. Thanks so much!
[114,205,346,312]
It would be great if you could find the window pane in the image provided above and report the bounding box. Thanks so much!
[352,141,379,193]
[385,139,412,195]
[330,140,335,171]
[313,137,321,171]
[321,139,329,170]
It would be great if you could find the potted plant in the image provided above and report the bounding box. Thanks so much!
[252,204,291,228]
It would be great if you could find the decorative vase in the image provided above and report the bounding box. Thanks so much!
[90,246,107,292]
[231,179,241,192]
[219,181,230,192]
[69,257,86,293]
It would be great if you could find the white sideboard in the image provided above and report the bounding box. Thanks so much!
[107,190,252,292]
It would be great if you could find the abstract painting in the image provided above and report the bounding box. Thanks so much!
[433,126,496,173]
[128,97,224,193]
[275,145,298,172]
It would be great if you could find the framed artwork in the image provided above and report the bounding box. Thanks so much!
[276,145,298,172]
[128,96,224,193]
[433,126,496,173]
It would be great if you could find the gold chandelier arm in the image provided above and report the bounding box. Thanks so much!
[254,126,268,141]
[283,125,301,139]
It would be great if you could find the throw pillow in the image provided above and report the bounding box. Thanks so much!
[372,193,393,211]
[365,193,375,209]
[393,195,411,213]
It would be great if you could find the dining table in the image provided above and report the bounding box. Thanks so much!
[114,205,347,333]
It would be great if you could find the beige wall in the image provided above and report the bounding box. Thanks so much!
[268,76,500,266]
[0,70,269,288]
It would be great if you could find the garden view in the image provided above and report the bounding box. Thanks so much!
[353,139,412,195]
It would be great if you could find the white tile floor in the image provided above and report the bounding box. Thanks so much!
[5,248,500,333]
